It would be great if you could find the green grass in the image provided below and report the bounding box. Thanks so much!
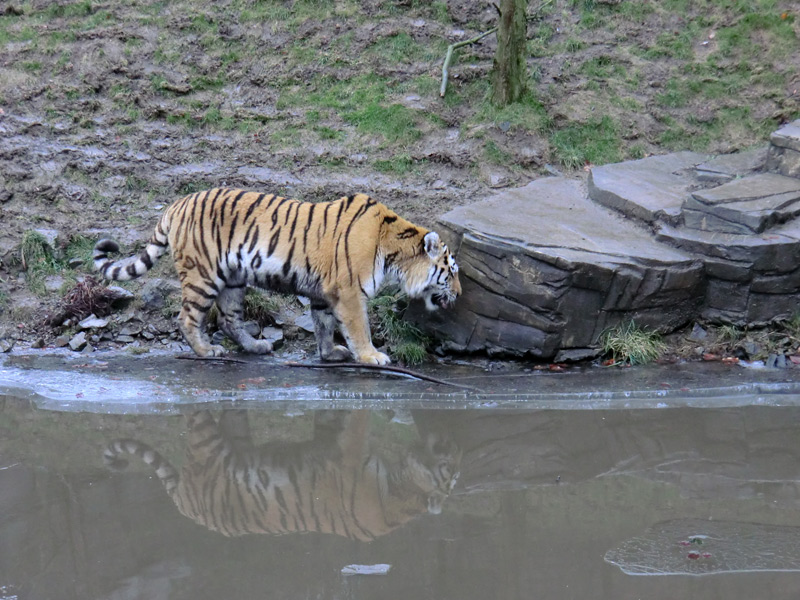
[20,231,61,296]
[369,290,430,365]
[374,154,417,175]
[601,321,667,366]
[243,289,282,326]
[550,116,622,169]
[344,103,421,144]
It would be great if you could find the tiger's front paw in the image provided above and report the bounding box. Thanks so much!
[197,344,227,357]
[357,350,391,365]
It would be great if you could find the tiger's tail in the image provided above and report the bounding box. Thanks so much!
[93,212,171,281]
[103,439,179,496]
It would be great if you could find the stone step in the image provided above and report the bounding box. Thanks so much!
[656,219,800,273]
[588,151,709,225]
[767,119,800,177]
[683,172,800,234]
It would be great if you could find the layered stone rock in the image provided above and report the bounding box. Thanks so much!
[411,178,705,359]
[418,119,800,358]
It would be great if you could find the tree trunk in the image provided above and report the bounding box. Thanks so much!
[491,0,528,106]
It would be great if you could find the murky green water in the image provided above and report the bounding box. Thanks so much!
[3,395,800,599]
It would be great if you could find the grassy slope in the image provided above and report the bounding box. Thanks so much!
[1,0,797,181]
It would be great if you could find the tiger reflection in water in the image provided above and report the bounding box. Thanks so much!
[103,410,461,540]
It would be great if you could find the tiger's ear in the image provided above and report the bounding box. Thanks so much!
[423,231,442,259]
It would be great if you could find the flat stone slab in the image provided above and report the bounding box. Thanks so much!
[420,178,704,358]
[771,120,800,152]
[588,151,709,224]
[695,147,767,183]
[684,173,800,234]
[767,118,800,177]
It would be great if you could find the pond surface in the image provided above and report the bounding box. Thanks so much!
[2,352,800,599]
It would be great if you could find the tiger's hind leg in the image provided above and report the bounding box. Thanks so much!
[311,305,351,362]
[216,287,272,354]
[178,290,225,357]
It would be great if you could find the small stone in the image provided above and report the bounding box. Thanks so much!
[119,324,142,336]
[261,326,284,350]
[116,334,135,343]
[54,334,70,348]
[0,339,14,353]
[244,320,261,337]
[766,353,779,368]
[31,338,45,349]
[141,330,155,340]
[140,278,180,311]
[743,341,760,357]
[79,315,110,329]
[294,312,315,334]
[69,331,87,351]
[107,285,135,304]
[687,323,707,342]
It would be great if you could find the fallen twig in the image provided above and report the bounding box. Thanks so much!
[283,361,477,390]
[176,354,248,364]
[440,28,496,97]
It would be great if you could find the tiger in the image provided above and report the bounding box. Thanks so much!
[93,188,461,364]
[102,410,462,540]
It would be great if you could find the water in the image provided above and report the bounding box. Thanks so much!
[2,353,800,598]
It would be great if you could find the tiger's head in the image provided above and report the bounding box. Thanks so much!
[402,231,462,311]
[405,433,462,515]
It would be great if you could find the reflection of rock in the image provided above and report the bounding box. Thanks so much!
[103,410,461,540]
[423,408,800,501]
[606,519,800,576]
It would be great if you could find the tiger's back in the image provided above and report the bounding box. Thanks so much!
[94,189,461,364]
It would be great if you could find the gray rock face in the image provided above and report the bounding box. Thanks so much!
[420,119,800,358]
[413,178,705,358]
[767,121,800,177]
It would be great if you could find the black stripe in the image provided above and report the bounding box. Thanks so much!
[382,215,397,225]
[183,299,211,312]
[247,224,260,253]
[288,203,301,239]
[303,203,315,252]
[126,263,138,277]
[268,230,280,256]
[282,241,295,276]
[283,201,294,226]
[335,199,346,226]
[342,199,374,283]
[397,226,419,240]
[243,192,266,222]
[186,283,216,300]
[321,203,330,240]
[229,189,247,213]
[140,252,153,269]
